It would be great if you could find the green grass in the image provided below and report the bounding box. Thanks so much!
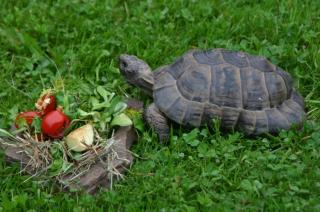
[1,0,320,210]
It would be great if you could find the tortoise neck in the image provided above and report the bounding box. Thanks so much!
[134,72,154,97]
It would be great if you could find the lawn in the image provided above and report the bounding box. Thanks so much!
[1,0,320,210]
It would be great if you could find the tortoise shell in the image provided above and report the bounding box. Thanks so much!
[153,49,305,134]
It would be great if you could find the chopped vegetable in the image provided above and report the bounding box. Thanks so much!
[41,108,70,139]
[35,90,56,115]
[15,111,41,128]
[65,124,94,152]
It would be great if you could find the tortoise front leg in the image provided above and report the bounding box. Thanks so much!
[144,103,169,143]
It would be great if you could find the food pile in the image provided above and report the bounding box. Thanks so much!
[1,86,141,187]
[14,90,94,152]
[15,90,71,141]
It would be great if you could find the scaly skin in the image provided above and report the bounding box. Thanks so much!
[119,54,169,142]
[144,103,170,143]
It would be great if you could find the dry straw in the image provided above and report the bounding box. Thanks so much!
[0,128,128,189]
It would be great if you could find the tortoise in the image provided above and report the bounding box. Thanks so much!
[119,49,306,141]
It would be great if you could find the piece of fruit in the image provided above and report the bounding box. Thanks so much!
[41,109,70,139]
[15,111,41,128]
[35,90,56,115]
[65,124,94,152]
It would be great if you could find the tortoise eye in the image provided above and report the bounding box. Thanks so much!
[121,61,128,68]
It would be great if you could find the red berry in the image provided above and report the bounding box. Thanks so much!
[15,111,41,128]
[41,110,70,139]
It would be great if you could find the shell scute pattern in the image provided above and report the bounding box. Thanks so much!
[193,50,224,65]
[265,108,290,133]
[241,68,270,109]
[153,49,305,132]
[176,63,211,102]
[221,50,249,68]
[248,55,275,72]
[182,101,204,126]
[264,71,287,106]
[167,57,185,79]
[274,66,293,96]
[221,107,241,129]
[213,65,242,108]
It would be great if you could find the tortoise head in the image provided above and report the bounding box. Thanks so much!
[119,54,154,96]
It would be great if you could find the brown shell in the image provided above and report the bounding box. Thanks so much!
[153,49,305,134]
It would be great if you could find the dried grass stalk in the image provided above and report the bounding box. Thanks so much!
[0,128,128,187]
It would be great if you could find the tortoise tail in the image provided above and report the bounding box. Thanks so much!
[237,90,306,135]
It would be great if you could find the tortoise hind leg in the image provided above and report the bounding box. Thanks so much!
[144,103,170,143]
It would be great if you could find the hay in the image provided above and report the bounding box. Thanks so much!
[0,128,129,189]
